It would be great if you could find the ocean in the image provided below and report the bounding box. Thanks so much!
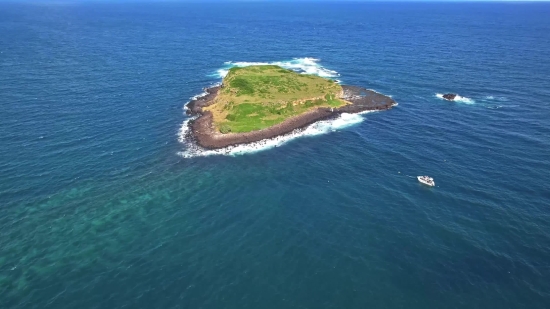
[1,2,549,308]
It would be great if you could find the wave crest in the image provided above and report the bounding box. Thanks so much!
[215,57,339,79]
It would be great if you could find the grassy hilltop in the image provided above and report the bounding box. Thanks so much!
[204,65,348,133]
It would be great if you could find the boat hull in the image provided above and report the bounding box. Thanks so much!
[417,176,435,186]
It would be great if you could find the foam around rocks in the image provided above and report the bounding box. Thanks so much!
[216,58,339,79]
[436,93,475,104]
[178,112,373,158]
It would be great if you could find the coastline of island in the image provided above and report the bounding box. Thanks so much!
[185,84,396,150]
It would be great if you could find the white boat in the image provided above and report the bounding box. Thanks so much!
[417,176,435,186]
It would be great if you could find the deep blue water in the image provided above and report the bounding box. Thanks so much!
[1,1,550,308]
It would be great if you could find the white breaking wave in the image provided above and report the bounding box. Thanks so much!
[215,57,340,79]
[453,95,475,104]
[484,95,508,102]
[178,112,375,158]
[435,93,475,104]
[177,118,193,144]
[215,69,230,78]
[190,91,208,101]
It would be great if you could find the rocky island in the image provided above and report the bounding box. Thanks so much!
[186,65,395,149]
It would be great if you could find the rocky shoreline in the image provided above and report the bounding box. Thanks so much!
[185,85,396,149]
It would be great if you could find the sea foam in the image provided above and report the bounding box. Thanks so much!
[178,112,372,158]
[484,95,508,102]
[216,58,339,79]
[190,91,209,101]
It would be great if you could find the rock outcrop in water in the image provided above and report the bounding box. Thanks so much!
[185,85,396,149]
[443,93,457,101]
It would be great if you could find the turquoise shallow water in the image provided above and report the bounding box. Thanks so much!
[1,2,550,308]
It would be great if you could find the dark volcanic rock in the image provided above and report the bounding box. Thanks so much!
[339,86,395,112]
[186,86,220,115]
[443,93,457,101]
[191,108,336,149]
[185,84,396,149]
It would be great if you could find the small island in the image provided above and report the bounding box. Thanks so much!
[186,65,395,149]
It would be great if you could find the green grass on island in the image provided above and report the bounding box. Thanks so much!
[204,65,348,133]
